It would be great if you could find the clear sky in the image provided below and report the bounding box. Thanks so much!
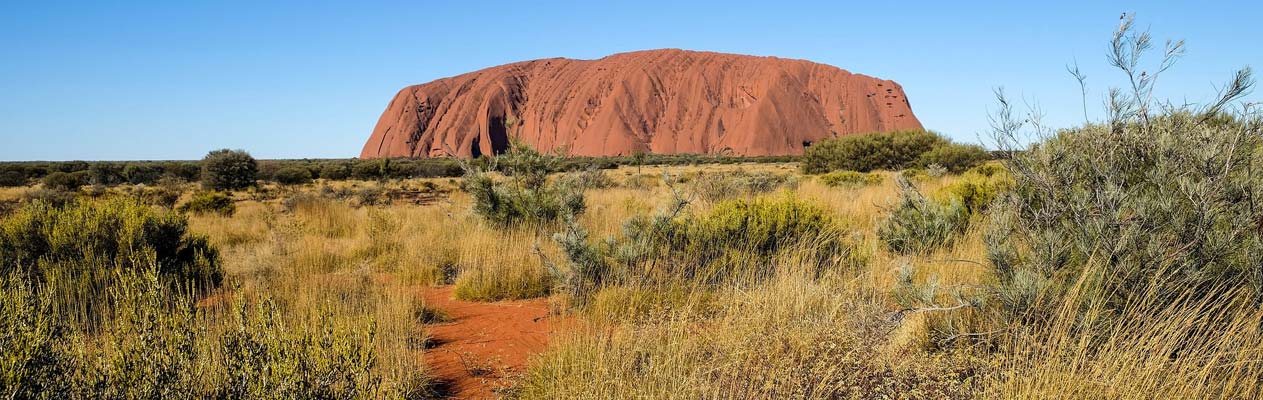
[2,1,1259,161]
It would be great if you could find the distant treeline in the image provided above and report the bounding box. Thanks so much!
[0,154,800,187]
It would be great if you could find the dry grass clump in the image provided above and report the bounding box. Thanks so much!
[517,274,992,399]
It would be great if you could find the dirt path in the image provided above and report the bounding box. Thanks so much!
[420,286,559,399]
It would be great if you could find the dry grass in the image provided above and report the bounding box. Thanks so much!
[9,161,1258,398]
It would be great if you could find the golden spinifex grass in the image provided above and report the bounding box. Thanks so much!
[4,156,1263,398]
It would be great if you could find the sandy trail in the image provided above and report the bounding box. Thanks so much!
[420,286,558,399]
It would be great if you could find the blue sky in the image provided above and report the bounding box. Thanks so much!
[1,1,1259,161]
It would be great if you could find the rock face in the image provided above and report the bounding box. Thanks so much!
[361,49,922,158]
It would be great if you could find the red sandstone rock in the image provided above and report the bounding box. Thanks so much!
[361,49,922,158]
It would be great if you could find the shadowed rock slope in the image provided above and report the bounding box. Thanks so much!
[361,49,922,158]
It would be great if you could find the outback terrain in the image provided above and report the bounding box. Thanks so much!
[2,15,1261,400]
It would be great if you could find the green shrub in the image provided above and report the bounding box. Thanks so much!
[877,176,969,255]
[201,149,258,191]
[0,198,223,293]
[965,162,1005,178]
[819,171,883,188]
[272,166,313,185]
[692,170,797,202]
[319,163,351,180]
[984,18,1263,322]
[122,163,162,185]
[556,167,615,190]
[463,142,586,227]
[87,163,124,186]
[178,191,236,216]
[42,171,88,191]
[139,186,182,209]
[801,130,947,174]
[351,159,391,180]
[938,168,1011,214]
[161,161,202,182]
[21,188,76,207]
[552,193,864,302]
[0,274,75,398]
[916,143,991,173]
[0,171,26,187]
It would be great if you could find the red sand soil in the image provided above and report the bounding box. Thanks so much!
[361,48,923,159]
[420,286,561,399]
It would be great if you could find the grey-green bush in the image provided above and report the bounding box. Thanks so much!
[916,143,991,173]
[985,16,1262,322]
[42,171,87,191]
[877,175,969,255]
[201,149,258,191]
[463,142,586,227]
[178,191,236,216]
[801,130,947,174]
[273,166,313,185]
[818,171,883,188]
[0,198,223,299]
[552,193,865,302]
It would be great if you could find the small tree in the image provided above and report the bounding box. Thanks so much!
[201,149,258,191]
[631,148,648,175]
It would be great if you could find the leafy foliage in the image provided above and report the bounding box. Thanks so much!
[691,169,797,202]
[273,166,313,185]
[178,191,236,216]
[0,198,223,292]
[878,175,969,255]
[802,130,948,174]
[462,142,586,227]
[42,171,88,191]
[818,171,884,188]
[985,15,1263,321]
[915,143,991,173]
[201,149,258,191]
[552,192,864,302]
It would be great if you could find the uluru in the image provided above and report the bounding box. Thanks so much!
[360,49,922,158]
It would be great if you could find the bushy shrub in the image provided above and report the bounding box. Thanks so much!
[552,193,864,302]
[878,175,969,255]
[555,167,615,190]
[0,274,75,398]
[319,163,351,180]
[178,191,236,216]
[161,161,202,182]
[87,163,124,186]
[0,198,222,293]
[138,186,182,209]
[42,171,88,191]
[463,142,586,227]
[272,166,313,185]
[353,185,389,207]
[0,170,26,187]
[122,163,162,185]
[801,130,947,174]
[201,149,258,191]
[21,188,76,207]
[819,171,884,188]
[984,17,1263,322]
[916,143,991,173]
[691,170,797,202]
[938,167,1011,214]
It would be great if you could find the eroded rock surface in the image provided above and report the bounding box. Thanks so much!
[361,49,922,158]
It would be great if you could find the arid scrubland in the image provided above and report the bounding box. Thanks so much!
[4,17,1263,400]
